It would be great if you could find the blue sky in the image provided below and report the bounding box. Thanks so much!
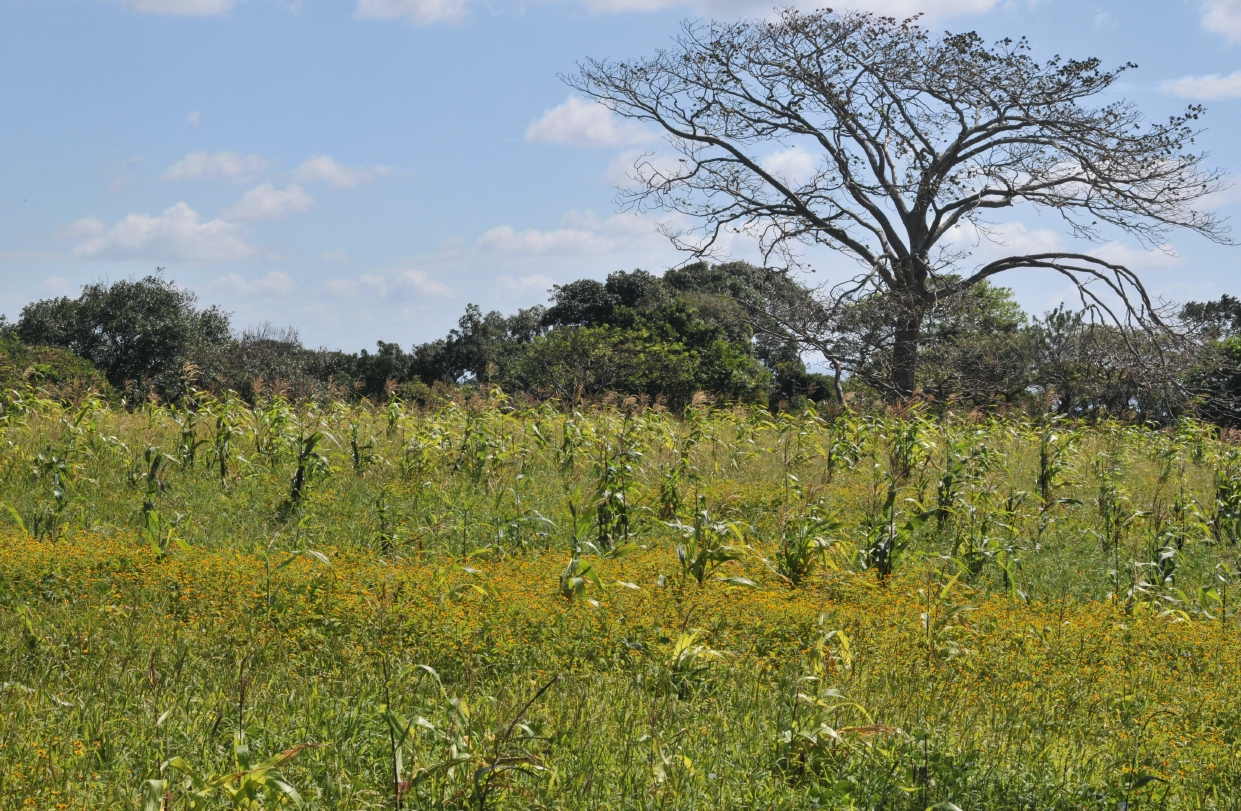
[4,0,1241,351]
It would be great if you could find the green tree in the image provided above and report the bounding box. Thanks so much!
[17,273,231,401]
[572,10,1225,398]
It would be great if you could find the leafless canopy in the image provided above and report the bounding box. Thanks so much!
[569,9,1229,396]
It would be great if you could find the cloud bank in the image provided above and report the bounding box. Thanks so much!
[66,203,254,263]
[1161,71,1241,100]
[526,97,658,147]
[225,183,315,221]
[292,156,393,188]
[165,152,269,183]
[120,0,241,15]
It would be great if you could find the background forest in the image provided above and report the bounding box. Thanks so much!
[4,268,1241,424]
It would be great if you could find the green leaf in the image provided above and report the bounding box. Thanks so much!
[142,779,167,811]
[718,576,759,588]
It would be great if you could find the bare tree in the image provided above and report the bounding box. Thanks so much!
[570,10,1228,398]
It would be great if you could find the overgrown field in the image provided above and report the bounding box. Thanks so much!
[5,390,1241,809]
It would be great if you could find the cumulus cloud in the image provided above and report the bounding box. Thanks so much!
[292,156,393,188]
[67,202,254,263]
[56,218,106,240]
[214,271,297,297]
[1203,0,1241,42]
[526,97,658,148]
[188,111,202,127]
[1202,178,1241,209]
[33,277,77,297]
[497,273,556,292]
[356,0,993,23]
[1161,71,1241,100]
[355,0,469,23]
[119,0,241,15]
[1090,241,1183,271]
[320,249,351,265]
[165,151,269,183]
[224,183,315,221]
[323,269,451,298]
[944,220,1065,258]
[761,146,819,187]
[579,0,995,16]
[320,210,678,316]
[606,148,690,189]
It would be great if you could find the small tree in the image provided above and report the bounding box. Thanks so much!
[571,10,1228,398]
[17,272,231,401]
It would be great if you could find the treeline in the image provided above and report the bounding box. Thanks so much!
[5,267,1241,423]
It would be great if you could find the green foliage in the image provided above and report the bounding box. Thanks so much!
[16,273,230,401]
[669,497,747,586]
[147,732,311,810]
[6,395,1241,808]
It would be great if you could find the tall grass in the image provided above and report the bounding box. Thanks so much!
[2,388,1241,808]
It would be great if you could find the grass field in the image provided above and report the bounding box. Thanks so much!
[4,390,1241,809]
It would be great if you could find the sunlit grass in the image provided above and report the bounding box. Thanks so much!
[1,390,1240,808]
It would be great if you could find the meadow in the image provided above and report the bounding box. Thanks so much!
[3,389,1241,809]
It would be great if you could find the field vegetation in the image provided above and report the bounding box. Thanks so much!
[4,390,1241,809]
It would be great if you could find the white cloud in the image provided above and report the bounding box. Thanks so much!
[356,0,993,24]
[120,0,240,14]
[33,277,76,297]
[1203,177,1241,209]
[188,111,202,127]
[477,224,615,255]
[1161,71,1241,100]
[580,0,995,16]
[323,269,451,298]
[224,183,315,221]
[67,202,255,263]
[319,210,678,317]
[1203,0,1241,42]
[56,218,106,240]
[1091,241,1183,271]
[355,0,469,23]
[761,146,819,187]
[943,220,1065,266]
[165,151,269,183]
[526,97,658,148]
[606,148,690,189]
[292,156,393,188]
[497,273,555,292]
[320,249,351,265]
[214,271,297,297]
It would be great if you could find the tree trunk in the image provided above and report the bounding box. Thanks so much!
[891,313,921,399]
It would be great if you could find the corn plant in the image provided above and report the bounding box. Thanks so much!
[172,403,208,470]
[593,411,643,550]
[13,442,80,540]
[349,417,378,474]
[380,667,557,811]
[1102,471,1136,560]
[376,490,398,554]
[144,732,313,811]
[1211,448,1241,545]
[885,411,928,483]
[768,509,843,588]
[858,484,922,581]
[208,395,240,484]
[666,630,724,698]
[775,684,879,781]
[657,415,703,521]
[558,556,603,602]
[287,429,328,508]
[1037,422,1075,509]
[919,570,975,662]
[668,498,747,587]
[144,509,185,562]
